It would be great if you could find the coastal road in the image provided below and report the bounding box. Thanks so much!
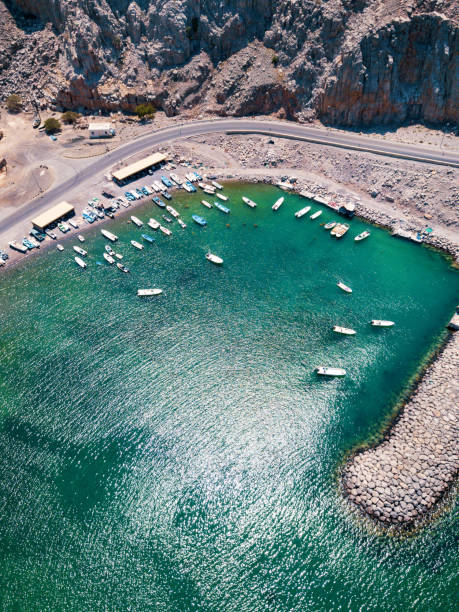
[2,118,459,237]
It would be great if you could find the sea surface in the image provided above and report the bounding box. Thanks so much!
[0,184,458,611]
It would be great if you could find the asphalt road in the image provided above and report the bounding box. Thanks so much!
[2,118,458,235]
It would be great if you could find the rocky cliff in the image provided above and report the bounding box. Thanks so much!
[1,0,457,126]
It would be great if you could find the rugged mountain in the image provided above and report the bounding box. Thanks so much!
[1,0,457,126]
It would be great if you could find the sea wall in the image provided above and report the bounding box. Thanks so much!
[342,332,459,528]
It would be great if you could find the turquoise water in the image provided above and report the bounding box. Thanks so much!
[0,184,458,611]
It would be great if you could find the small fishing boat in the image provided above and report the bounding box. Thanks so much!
[272,197,284,211]
[115,253,123,260]
[74,256,86,269]
[331,223,350,238]
[45,230,57,240]
[170,173,182,185]
[68,220,79,229]
[183,183,193,193]
[333,326,356,335]
[214,201,230,214]
[177,218,187,228]
[185,173,196,183]
[77,235,85,242]
[337,282,352,293]
[206,251,223,265]
[201,200,212,209]
[153,196,166,208]
[105,245,115,256]
[103,252,115,264]
[316,367,346,377]
[116,263,130,273]
[131,215,143,227]
[148,218,160,230]
[141,233,155,244]
[216,193,228,202]
[9,241,28,253]
[203,187,216,195]
[162,215,173,223]
[192,214,207,226]
[159,225,172,236]
[56,244,64,252]
[242,196,257,208]
[137,288,163,297]
[310,210,322,220]
[101,229,118,242]
[324,222,336,230]
[370,320,395,327]
[294,206,311,218]
[131,240,143,250]
[22,237,36,249]
[73,246,87,256]
[355,230,371,242]
[212,181,223,190]
[163,192,172,200]
[166,205,179,218]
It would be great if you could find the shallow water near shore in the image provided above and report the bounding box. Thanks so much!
[0,183,458,611]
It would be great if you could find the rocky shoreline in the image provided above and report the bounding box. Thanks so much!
[341,332,459,529]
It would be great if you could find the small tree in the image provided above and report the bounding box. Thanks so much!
[271,55,279,66]
[61,110,80,124]
[44,118,61,134]
[134,103,156,120]
[6,94,23,112]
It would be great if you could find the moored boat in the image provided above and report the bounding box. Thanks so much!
[153,196,166,208]
[116,262,130,273]
[177,218,187,228]
[192,214,207,226]
[148,218,160,230]
[337,281,352,293]
[272,197,284,211]
[137,288,163,296]
[131,240,144,250]
[294,206,311,218]
[74,256,86,269]
[206,251,223,265]
[203,187,216,195]
[141,233,155,244]
[77,235,85,242]
[216,193,228,201]
[213,201,230,214]
[324,222,336,230]
[370,320,395,327]
[103,252,115,264]
[131,215,143,227]
[212,181,223,190]
[331,223,350,238]
[201,200,212,209]
[166,205,179,218]
[316,367,346,377]
[355,230,371,242]
[242,196,257,208]
[56,244,64,251]
[105,245,115,256]
[333,326,356,335]
[310,210,322,220]
[101,229,118,242]
[9,241,28,253]
[159,225,172,236]
[73,245,87,256]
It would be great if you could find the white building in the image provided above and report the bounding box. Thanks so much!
[88,122,115,139]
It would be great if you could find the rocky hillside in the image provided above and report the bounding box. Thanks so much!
[1,0,457,126]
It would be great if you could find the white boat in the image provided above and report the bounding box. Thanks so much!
[272,197,284,211]
[56,244,64,252]
[170,173,183,185]
[148,218,160,230]
[137,288,163,297]
[131,240,143,250]
[242,196,257,208]
[276,182,291,191]
[101,229,118,242]
[73,246,87,256]
[115,253,123,260]
[154,180,166,192]
[371,320,395,327]
[337,282,352,293]
[316,367,346,377]
[310,210,322,220]
[166,205,179,218]
[74,256,86,269]
[324,222,336,230]
[159,225,172,236]
[203,187,216,195]
[177,218,187,228]
[212,181,223,190]
[185,173,197,183]
[201,200,212,209]
[69,220,79,229]
[151,183,160,193]
[331,223,350,238]
[206,251,223,265]
[77,235,85,242]
[355,231,371,242]
[295,206,311,218]
[131,215,143,227]
[183,183,193,193]
[333,326,356,335]
[103,252,115,264]
[216,193,228,201]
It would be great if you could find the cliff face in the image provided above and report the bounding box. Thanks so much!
[1,0,457,126]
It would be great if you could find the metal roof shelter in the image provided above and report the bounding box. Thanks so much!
[112,153,167,183]
[31,201,75,230]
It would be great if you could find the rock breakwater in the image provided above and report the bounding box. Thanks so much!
[342,332,459,528]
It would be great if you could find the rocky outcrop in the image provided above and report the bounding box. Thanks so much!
[0,0,457,126]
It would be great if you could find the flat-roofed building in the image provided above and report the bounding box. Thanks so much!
[112,153,167,184]
[31,201,75,230]
[89,122,115,139]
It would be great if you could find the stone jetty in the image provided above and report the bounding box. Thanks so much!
[342,332,459,528]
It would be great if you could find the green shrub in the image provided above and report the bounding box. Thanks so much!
[134,103,156,120]
[61,111,80,124]
[271,55,279,66]
[6,94,23,112]
[43,118,61,134]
